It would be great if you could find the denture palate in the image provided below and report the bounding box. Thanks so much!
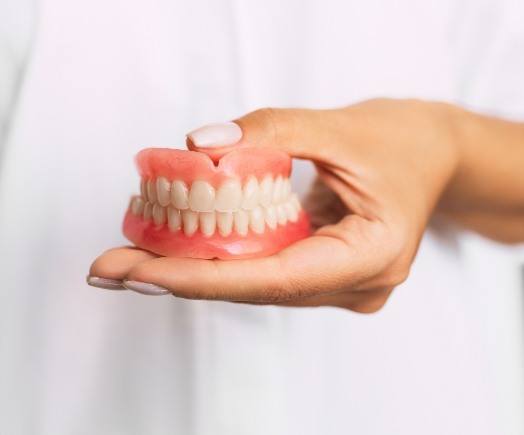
[130,175,302,237]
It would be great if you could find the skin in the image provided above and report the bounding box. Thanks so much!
[88,99,524,313]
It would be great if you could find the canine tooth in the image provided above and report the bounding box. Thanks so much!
[264,205,277,230]
[131,196,144,216]
[281,178,291,201]
[241,176,259,210]
[277,204,288,225]
[156,177,171,207]
[233,210,249,236]
[152,203,166,225]
[167,206,181,231]
[215,179,242,211]
[147,179,157,203]
[217,212,233,237]
[171,180,189,209]
[143,202,153,220]
[259,175,274,207]
[249,206,265,234]
[140,180,148,200]
[182,210,198,236]
[199,212,216,237]
[272,175,284,204]
[284,201,298,222]
[189,181,215,212]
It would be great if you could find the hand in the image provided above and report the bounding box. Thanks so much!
[89,98,461,312]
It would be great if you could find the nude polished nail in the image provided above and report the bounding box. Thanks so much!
[186,122,242,147]
[123,280,171,296]
[86,276,126,290]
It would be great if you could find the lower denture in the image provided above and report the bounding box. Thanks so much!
[122,147,310,259]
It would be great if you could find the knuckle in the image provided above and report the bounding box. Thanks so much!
[252,107,293,145]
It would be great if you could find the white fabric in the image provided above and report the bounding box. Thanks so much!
[0,0,523,434]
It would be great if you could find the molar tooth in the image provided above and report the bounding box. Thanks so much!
[156,177,171,207]
[143,202,153,221]
[272,175,284,204]
[199,212,216,237]
[284,201,298,222]
[152,203,166,225]
[264,205,277,230]
[140,179,148,200]
[171,180,189,210]
[189,180,215,212]
[215,179,242,211]
[290,193,302,211]
[277,204,288,225]
[249,206,265,234]
[131,196,145,216]
[241,176,260,210]
[167,206,181,231]
[147,179,157,203]
[217,212,233,237]
[233,210,249,236]
[182,210,198,236]
[259,175,274,207]
[281,178,291,202]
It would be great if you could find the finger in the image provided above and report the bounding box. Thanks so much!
[125,216,395,303]
[88,247,158,281]
[186,108,347,163]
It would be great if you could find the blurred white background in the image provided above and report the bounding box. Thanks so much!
[0,0,523,434]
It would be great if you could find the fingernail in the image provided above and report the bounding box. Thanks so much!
[86,276,126,290]
[123,280,171,296]
[186,122,242,147]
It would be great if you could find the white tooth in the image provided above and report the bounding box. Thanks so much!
[277,204,288,225]
[290,193,302,212]
[167,206,181,231]
[140,179,148,199]
[182,210,198,236]
[281,178,291,202]
[217,212,233,237]
[233,210,249,236]
[249,206,265,234]
[189,180,215,212]
[143,202,153,220]
[284,201,298,222]
[156,177,171,207]
[152,203,166,225]
[131,196,145,216]
[264,205,277,230]
[272,175,284,204]
[147,179,157,203]
[215,179,242,211]
[171,180,189,210]
[241,176,260,210]
[199,212,216,237]
[259,175,274,207]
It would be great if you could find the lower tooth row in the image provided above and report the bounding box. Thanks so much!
[130,195,301,237]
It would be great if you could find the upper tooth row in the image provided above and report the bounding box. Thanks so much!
[140,176,292,212]
[129,194,302,237]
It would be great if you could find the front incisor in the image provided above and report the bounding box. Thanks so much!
[189,181,215,212]
[215,179,242,212]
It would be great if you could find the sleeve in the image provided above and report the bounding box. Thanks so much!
[450,0,524,120]
[0,0,35,151]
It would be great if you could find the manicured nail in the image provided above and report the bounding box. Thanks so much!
[86,276,126,290]
[186,122,242,147]
[123,280,171,296]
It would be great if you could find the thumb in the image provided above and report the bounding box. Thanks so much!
[186,108,338,162]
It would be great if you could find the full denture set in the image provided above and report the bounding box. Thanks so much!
[123,147,310,259]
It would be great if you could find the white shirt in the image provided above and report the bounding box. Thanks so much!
[1,0,523,434]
